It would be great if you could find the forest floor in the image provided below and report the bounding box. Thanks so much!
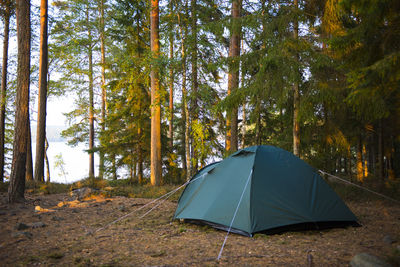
[0,190,399,266]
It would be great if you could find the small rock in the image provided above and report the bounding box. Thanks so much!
[15,222,29,230]
[30,222,46,228]
[51,216,64,221]
[118,205,126,212]
[12,231,33,239]
[350,253,392,267]
[383,235,395,245]
[70,187,99,200]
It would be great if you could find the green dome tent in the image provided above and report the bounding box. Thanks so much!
[174,145,358,236]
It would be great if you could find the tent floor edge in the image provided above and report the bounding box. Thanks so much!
[255,220,361,235]
[183,219,252,237]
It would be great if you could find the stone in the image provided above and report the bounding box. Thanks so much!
[70,187,99,200]
[30,222,46,228]
[12,231,33,239]
[15,223,29,230]
[350,253,392,267]
[383,235,395,245]
[118,205,126,212]
[0,211,7,216]
[51,216,65,221]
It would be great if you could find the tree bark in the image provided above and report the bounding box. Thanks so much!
[168,2,174,153]
[99,0,106,179]
[377,120,384,182]
[226,0,241,153]
[292,0,300,157]
[34,0,48,183]
[26,115,33,181]
[150,0,161,186]
[87,6,95,178]
[45,137,50,182]
[191,0,199,172]
[0,5,11,183]
[9,0,31,203]
[362,142,368,178]
[356,136,363,182]
[178,8,191,181]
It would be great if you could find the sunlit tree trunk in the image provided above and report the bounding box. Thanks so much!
[362,143,368,178]
[87,7,95,178]
[99,0,107,179]
[9,0,31,203]
[150,0,161,186]
[168,2,174,175]
[0,3,11,183]
[356,136,363,182]
[34,0,48,183]
[292,0,300,157]
[226,0,241,153]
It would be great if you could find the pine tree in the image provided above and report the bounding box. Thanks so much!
[150,0,161,186]
[9,0,30,203]
[34,0,49,182]
[52,0,99,179]
[0,0,14,183]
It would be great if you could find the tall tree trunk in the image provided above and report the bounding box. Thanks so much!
[356,136,363,182]
[226,0,241,153]
[292,0,300,157]
[168,29,174,152]
[137,132,143,184]
[0,5,11,183]
[99,0,106,179]
[255,100,262,146]
[87,7,95,178]
[150,0,161,186]
[240,39,246,149]
[377,120,384,183]
[112,153,117,180]
[9,0,31,203]
[34,0,48,183]
[183,59,190,181]
[191,0,199,172]
[362,142,368,178]
[179,16,191,181]
[168,2,174,173]
[26,115,33,181]
[45,137,50,182]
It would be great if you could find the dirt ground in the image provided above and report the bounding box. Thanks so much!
[0,191,399,266]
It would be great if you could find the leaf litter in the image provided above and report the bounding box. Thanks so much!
[0,191,399,266]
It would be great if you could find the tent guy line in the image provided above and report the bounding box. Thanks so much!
[318,170,400,205]
[217,169,253,261]
[92,172,208,234]
[138,172,208,219]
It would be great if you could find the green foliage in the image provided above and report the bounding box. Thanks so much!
[45,0,400,188]
[25,180,70,195]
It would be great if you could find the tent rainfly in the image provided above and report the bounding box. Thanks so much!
[174,145,359,236]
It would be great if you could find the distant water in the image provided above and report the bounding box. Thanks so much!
[31,141,99,184]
